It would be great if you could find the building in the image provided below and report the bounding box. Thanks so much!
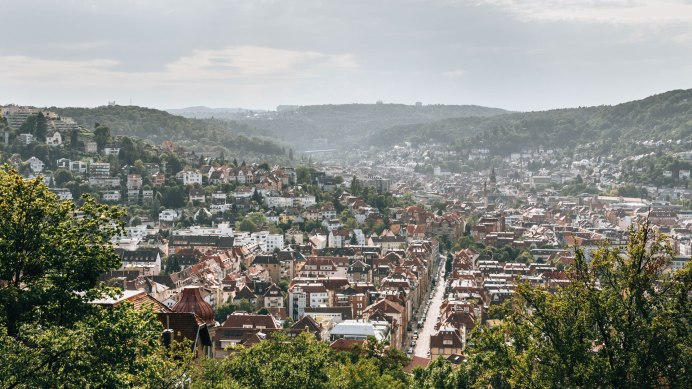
[116,248,162,275]
[289,283,329,320]
[25,156,44,173]
[159,209,181,223]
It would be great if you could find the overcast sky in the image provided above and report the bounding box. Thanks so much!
[1,0,691,111]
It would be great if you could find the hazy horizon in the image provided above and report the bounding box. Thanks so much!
[2,0,691,112]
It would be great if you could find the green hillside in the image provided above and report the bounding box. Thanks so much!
[369,89,692,156]
[231,103,509,150]
[52,105,286,157]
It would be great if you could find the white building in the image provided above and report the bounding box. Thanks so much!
[19,133,34,145]
[46,131,62,146]
[288,283,329,320]
[25,156,45,173]
[298,195,317,207]
[159,209,181,222]
[265,195,294,208]
[329,320,390,342]
[233,231,284,252]
[69,160,88,174]
[104,145,120,156]
[102,190,121,202]
[182,170,203,186]
[210,192,229,213]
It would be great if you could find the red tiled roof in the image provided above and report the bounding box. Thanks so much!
[403,356,431,374]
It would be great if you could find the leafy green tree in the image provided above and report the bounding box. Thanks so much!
[222,332,335,388]
[0,165,194,387]
[118,136,137,165]
[94,124,111,151]
[460,224,691,388]
[70,128,80,149]
[411,357,460,389]
[0,303,172,388]
[329,358,406,389]
[34,112,47,142]
[237,219,257,232]
[163,185,186,208]
[164,255,182,274]
[277,279,289,293]
[18,113,47,142]
[53,168,73,187]
[0,165,125,336]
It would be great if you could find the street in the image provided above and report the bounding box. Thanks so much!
[413,259,446,358]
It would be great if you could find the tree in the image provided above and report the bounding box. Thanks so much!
[350,176,361,196]
[0,165,186,387]
[223,332,335,389]
[460,224,691,388]
[0,165,125,336]
[164,255,182,274]
[118,136,137,165]
[94,124,111,151]
[163,186,186,209]
[411,357,459,389]
[251,188,264,205]
[53,168,73,187]
[237,219,257,232]
[34,112,47,142]
[70,128,80,149]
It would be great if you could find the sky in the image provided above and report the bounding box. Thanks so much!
[1,0,691,111]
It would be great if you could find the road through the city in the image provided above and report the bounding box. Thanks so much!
[414,262,445,357]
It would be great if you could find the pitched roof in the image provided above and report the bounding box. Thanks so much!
[403,356,431,374]
[221,312,280,329]
[91,290,170,313]
[234,285,257,300]
[157,312,212,347]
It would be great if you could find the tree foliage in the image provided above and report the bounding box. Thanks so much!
[0,165,125,336]
[440,224,692,388]
[0,165,190,387]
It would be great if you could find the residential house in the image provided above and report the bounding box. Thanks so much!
[25,156,45,173]
[214,312,281,357]
[116,248,162,275]
[46,131,62,146]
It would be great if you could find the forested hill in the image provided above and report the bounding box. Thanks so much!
[369,89,692,156]
[53,105,286,157]
[227,103,509,150]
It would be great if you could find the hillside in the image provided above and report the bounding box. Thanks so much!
[369,89,692,156]
[52,105,286,157]
[227,103,509,150]
[166,106,263,120]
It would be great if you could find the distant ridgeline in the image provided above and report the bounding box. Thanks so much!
[53,105,287,157]
[200,103,509,151]
[368,89,692,157]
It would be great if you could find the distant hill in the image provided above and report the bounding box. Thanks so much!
[53,105,286,157]
[221,103,509,151]
[368,89,692,156]
[166,106,264,120]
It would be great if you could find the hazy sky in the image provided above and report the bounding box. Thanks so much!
[1,0,691,111]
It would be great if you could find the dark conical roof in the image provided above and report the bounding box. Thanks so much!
[172,286,214,324]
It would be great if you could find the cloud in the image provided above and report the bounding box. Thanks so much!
[0,0,690,110]
[0,46,359,108]
[441,69,466,77]
[0,46,356,83]
[477,0,692,25]
[165,46,356,79]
